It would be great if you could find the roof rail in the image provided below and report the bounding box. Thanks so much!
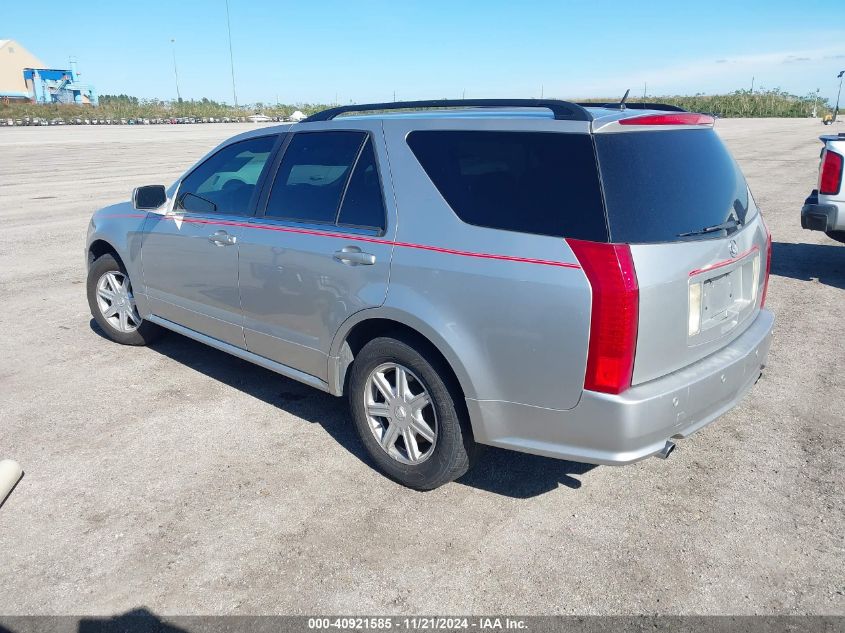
[303,99,593,122]
[577,102,687,112]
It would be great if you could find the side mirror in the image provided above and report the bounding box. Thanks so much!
[132,185,167,210]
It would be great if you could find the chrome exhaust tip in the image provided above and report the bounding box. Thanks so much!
[655,441,676,460]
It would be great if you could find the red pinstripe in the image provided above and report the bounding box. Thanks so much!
[688,245,759,277]
[105,213,582,270]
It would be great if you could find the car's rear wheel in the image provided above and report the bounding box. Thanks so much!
[87,253,162,345]
[348,336,476,490]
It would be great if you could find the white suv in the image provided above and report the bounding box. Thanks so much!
[802,132,845,243]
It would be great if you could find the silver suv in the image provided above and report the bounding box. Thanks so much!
[86,99,774,489]
[801,132,845,243]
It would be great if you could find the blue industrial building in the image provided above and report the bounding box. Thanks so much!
[0,39,98,105]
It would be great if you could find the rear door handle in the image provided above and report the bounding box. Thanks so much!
[209,230,237,246]
[333,246,376,266]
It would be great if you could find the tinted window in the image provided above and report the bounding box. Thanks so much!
[407,131,607,240]
[595,129,751,243]
[266,131,366,223]
[337,139,386,230]
[177,135,276,215]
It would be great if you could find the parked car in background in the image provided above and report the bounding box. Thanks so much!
[86,99,774,489]
[801,132,845,243]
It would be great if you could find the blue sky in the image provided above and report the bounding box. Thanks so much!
[5,0,845,105]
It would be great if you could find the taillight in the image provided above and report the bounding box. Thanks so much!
[819,149,844,195]
[617,113,714,126]
[566,240,639,395]
[760,221,772,308]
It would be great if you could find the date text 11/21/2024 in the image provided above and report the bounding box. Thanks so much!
[307,617,528,630]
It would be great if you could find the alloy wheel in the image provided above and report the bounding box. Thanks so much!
[363,362,438,465]
[95,271,141,333]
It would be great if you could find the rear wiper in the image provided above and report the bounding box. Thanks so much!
[678,218,741,237]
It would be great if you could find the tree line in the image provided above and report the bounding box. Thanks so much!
[1,88,833,120]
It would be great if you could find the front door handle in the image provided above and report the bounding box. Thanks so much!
[208,230,237,246]
[333,246,376,266]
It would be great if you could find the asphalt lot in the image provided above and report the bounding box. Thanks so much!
[0,119,842,616]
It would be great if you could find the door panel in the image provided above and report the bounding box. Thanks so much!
[238,126,394,380]
[141,213,245,347]
[238,225,393,379]
[139,134,280,347]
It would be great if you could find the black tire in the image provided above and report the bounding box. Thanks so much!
[348,336,477,490]
[825,230,845,244]
[87,253,162,346]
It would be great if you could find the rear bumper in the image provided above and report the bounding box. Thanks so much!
[801,191,841,232]
[467,308,774,465]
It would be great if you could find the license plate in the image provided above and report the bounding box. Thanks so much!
[702,270,737,319]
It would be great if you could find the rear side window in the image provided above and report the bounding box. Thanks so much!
[266,131,366,223]
[407,130,607,241]
[595,129,751,243]
[177,135,276,215]
[337,139,386,230]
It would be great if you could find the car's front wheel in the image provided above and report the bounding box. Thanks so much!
[86,253,162,346]
[348,335,477,490]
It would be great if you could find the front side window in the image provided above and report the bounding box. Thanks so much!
[265,131,367,223]
[176,135,277,215]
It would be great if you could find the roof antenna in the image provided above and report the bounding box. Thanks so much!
[619,88,630,110]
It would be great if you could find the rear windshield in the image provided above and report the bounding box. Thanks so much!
[407,130,608,241]
[595,129,751,243]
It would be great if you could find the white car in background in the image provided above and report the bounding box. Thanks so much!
[802,132,845,243]
[247,113,271,123]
